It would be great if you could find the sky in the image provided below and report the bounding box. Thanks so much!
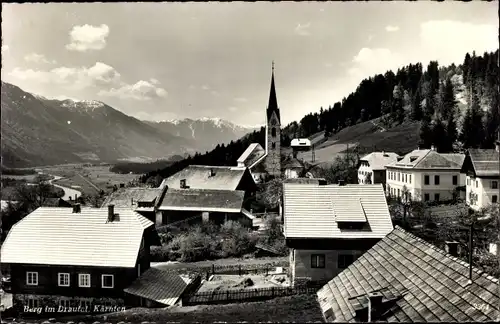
[1,2,498,127]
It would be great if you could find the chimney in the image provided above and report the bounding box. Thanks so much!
[72,203,81,213]
[208,169,215,177]
[338,179,345,186]
[69,196,72,201]
[367,291,384,322]
[180,179,187,189]
[108,204,115,222]
[445,241,459,256]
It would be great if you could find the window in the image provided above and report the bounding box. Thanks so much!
[59,299,71,308]
[404,174,407,183]
[397,189,400,197]
[493,195,498,204]
[271,127,276,137]
[311,254,325,268]
[424,193,430,201]
[338,254,354,269]
[434,193,440,201]
[27,298,39,309]
[467,178,470,186]
[434,175,440,185]
[453,175,458,186]
[492,181,498,189]
[101,274,114,288]
[58,273,70,287]
[79,274,91,288]
[26,272,38,286]
[409,175,412,184]
[271,142,276,149]
[424,175,430,185]
[397,173,400,182]
[476,180,478,188]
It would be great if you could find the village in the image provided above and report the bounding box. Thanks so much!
[0,64,499,323]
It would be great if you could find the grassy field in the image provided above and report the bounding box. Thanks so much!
[57,294,324,323]
[37,164,139,196]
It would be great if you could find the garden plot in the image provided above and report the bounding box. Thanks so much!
[198,274,289,292]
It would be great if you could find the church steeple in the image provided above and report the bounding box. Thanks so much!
[266,61,281,123]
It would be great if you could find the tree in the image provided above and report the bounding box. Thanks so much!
[419,118,433,149]
[315,149,360,184]
[444,112,458,152]
[432,118,447,152]
[411,87,423,121]
[483,92,499,149]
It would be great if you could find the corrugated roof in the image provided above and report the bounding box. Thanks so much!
[101,188,162,208]
[1,207,154,268]
[160,165,248,191]
[283,184,393,239]
[468,149,499,177]
[237,143,266,168]
[360,152,399,170]
[317,226,499,322]
[386,149,464,170]
[158,188,245,213]
[124,268,192,306]
[333,198,367,223]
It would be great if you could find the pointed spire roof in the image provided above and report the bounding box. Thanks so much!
[267,61,281,122]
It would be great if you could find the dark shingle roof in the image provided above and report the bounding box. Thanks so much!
[101,188,162,208]
[158,188,245,213]
[468,149,499,177]
[317,226,499,322]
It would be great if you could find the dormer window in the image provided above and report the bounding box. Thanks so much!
[409,156,417,162]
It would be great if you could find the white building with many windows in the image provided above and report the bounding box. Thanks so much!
[461,148,499,211]
[385,147,465,202]
[357,151,399,186]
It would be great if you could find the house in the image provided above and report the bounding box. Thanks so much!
[159,165,257,195]
[290,138,312,152]
[357,151,399,186]
[0,204,161,314]
[385,146,465,203]
[101,187,165,222]
[155,187,254,228]
[283,182,393,286]
[236,63,282,180]
[461,148,499,211]
[317,226,499,322]
[282,156,306,179]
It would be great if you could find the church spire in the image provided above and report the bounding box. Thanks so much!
[267,61,280,123]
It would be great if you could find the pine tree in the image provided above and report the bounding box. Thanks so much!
[410,88,423,121]
[483,92,499,148]
[440,78,457,120]
[419,118,433,149]
[444,112,457,152]
[432,118,447,152]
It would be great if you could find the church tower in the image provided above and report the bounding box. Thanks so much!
[264,61,281,177]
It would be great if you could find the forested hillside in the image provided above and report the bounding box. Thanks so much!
[140,50,499,184]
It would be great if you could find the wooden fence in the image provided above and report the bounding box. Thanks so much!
[183,284,321,306]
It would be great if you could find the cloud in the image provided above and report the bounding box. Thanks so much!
[385,25,400,32]
[419,20,497,66]
[211,90,221,97]
[294,22,311,36]
[66,24,110,52]
[228,106,238,112]
[201,85,210,90]
[234,97,247,103]
[98,80,167,101]
[24,53,56,64]
[9,62,121,91]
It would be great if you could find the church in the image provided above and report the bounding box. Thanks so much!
[236,63,282,182]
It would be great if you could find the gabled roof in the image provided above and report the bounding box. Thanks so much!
[101,188,163,208]
[283,184,393,239]
[462,149,499,177]
[360,152,399,171]
[317,226,499,322]
[386,149,464,170]
[159,165,249,191]
[290,138,312,147]
[124,268,193,306]
[1,207,153,268]
[237,143,267,169]
[158,188,245,213]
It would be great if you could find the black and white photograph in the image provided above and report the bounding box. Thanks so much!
[0,1,499,322]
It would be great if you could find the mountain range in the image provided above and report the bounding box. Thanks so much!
[0,82,256,168]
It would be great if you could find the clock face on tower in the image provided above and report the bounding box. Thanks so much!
[271,119,276,126]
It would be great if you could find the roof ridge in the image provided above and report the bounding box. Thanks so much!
[393,226,498,284]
